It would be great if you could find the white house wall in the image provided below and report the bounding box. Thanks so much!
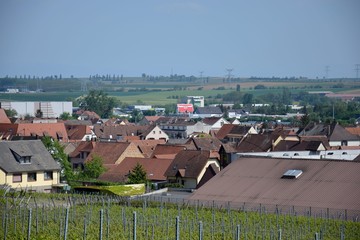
[145,126,169,141]
[1,101,72,118]
[329,140,360,147]
[236,149,360,161]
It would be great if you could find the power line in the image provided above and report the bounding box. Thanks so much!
[325,66,330,79]
[199,71,204,84]
[226,68,233,82]
[355,64,360,80]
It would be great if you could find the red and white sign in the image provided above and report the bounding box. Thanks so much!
[177,104,194,113]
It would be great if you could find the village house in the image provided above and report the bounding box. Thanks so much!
[0,140,61,192]
[228,109,249,119]
[0,122,69,141]
[298,122,360,147]
[216,124,257,143]
[150,144,188,159]
[159,118,211,139]
[191,106,223,118]
[141,125,169,141]
[84,141,144,165]
[98,157,173,186]
[64,120,96,141]
[69,141,97,169]
[201,117,229,131]
[164,150,220,189]
[127,139,166,158]
[92,124,149,142]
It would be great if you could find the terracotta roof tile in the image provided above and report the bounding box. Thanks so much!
[0,122,69,141]
[150,144,186,158]
[85,142,132,164]
[165,150,210,178]
[98,157,173,182]
[0,109,11,124]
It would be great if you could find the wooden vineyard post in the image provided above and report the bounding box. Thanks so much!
[64,207,69,240]
[99,209,104,240]
[199,221,203,240]
[133,211,137,240]
[27,208,32,240]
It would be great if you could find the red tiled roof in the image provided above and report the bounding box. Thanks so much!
[98,157,173,183]
[12,122,68,142]
[66,125,92,140]
[0,109,11,124]
[236,133,280,152]
[129,139,166,157]
[345,127,360,136]
[164,150,210,178]
[150,144,186,158]
[202,117,222,126]
[145,116,161,122]
[85,142,131,164]
[69,141,96,158]
[216,124,251,140]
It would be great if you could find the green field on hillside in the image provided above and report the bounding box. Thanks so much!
[1,78,360,106]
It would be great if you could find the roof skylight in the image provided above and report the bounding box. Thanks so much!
[282,169,303,179]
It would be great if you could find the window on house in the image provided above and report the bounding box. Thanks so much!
[153,131,156,134]
[11,149,32,164]
[22,156,31,164]
[159,131,162,134]
[27,172,37,182]
[44,171,53,180]
[13,174,22,183]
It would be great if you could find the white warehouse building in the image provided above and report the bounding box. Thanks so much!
[0,101,73,118]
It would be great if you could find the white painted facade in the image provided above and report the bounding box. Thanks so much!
[145,126,169,141]
[0,101,72,118]
[236,149,360,161]
[329,140,360,147]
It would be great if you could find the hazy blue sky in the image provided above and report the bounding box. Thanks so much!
[1,0,359,78]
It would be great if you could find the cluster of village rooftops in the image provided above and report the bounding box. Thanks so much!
[0,107,360,212]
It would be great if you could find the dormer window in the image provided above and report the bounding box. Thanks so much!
[11,149,32,164]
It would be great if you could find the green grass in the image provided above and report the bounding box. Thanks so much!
[74,184,145,196]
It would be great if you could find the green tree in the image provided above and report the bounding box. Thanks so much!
[4,109,17,118]
[59,112,72,120]
[127,163,147,184]
[300,114,310,128]
[81,90,117,118]
[242,93,253,105]
[82,155,106,179]
[42,136,74,183]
